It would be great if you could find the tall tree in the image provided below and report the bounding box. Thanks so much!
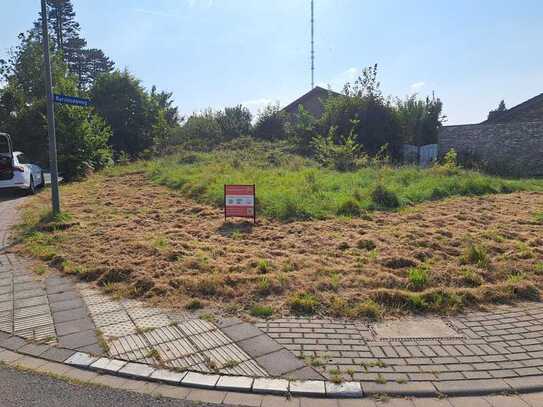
[32,0,113,89]
[91,70,156,156]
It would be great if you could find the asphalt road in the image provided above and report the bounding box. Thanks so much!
[0,365,230,407]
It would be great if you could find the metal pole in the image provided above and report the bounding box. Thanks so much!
[41,0,61,214]
[311,0,315,89]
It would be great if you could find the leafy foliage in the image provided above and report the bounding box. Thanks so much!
[253,103,288,141]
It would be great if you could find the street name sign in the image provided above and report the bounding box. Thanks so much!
[224,184,256,223]
[53,94,91,107]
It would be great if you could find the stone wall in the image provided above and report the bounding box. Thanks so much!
[438,121,543,177]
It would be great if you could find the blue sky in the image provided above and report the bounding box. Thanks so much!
[2,0,542,124]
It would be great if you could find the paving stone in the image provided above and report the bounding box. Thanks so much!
[11,355,47,370]
[133,314,172,330]
[252,378,290,395]
[99,321,138,338]
[255,349,306,376]
[92,310,131,328]
[149,368,186,384]
[47,291,80,303]
[221,322,264,342]
[15,324,56,342]
[363,381,438,397]
[49,298,85,313]
[55,318,95,336]
[190,330,234,350]
[223,392,263,407]
[325,381,363,397]
[287,366,325,380]
[118,361,155,378]
[77,343,103,355]
[484,395,530,407]
[52,308,88,323]
[14,313,54,331]
[14,296,48,309]
[0,349,23,363]
[434,379,510,396]
[46,283,75,295]
[504,376,543,393]
[181,371,220,388]
[0,335,27,351]
[57,329,98,349]
[41,347,75,363]
[151,383,191,399]
[87,301,123,315]
[236,334,283,358]
[90,357,127,373]
[185,389,226,404]
[521,393,543,407]
[64,352,99,368]
[17,343,50,357]
[289,380,326,397]
[216,375,254,392]
[449,397,492,407]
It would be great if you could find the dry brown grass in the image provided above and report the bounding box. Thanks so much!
[15,170,543,318]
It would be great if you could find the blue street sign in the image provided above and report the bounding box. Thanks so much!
[53,94,91,107]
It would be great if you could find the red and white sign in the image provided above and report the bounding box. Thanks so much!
[224,185,256,222]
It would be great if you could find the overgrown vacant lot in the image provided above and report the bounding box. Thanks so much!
[147,143,543,220]
[16,148,543,320]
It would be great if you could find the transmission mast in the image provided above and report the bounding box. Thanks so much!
[311,0,315,89]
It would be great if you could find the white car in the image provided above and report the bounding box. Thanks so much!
[0,133,45,194]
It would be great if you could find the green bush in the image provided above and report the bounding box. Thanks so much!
[146,141,543,221]
[337,199,362,217]
[371,184,400,209]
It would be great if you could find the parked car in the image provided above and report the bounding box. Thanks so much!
[0,133,45,194]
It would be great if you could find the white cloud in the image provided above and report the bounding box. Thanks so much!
[410,81,425,92]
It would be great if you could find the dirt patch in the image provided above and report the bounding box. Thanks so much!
[16,172,543,318]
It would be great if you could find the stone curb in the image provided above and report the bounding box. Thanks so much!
[6,341,543,399]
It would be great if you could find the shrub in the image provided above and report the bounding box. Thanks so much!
[534,212,543,223]
[253,103,287,141]
[337,199,362,217]
[408,266,429,290]
[312,126,367,171]
[371,184,400,209]
[289,292,320,315]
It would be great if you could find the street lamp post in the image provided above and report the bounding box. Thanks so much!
[40,0,61,214]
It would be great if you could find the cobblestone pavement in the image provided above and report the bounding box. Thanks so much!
[257,305,543,388]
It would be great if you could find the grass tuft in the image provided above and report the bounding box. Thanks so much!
[288,292,320,315]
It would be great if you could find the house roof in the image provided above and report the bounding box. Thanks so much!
[483,92,543,123]
[281,86,342,114]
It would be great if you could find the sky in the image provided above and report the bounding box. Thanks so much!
[1,0,542,124]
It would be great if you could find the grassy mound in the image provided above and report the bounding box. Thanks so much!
[140,142,543,221]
